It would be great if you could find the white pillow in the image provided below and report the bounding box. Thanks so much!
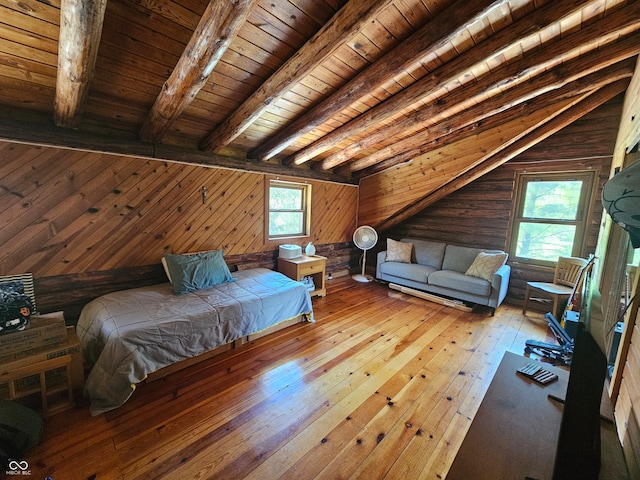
[385,238,413,263]
[465,252,508,281]
[161,257,173,283]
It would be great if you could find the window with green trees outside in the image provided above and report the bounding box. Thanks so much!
[267,179,311,239]
[510,171,595,266]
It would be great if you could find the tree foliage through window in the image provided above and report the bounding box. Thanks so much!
[267,180,310,239]
[511,173,594,265]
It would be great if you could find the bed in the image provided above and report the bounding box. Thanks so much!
[77,267,313,415]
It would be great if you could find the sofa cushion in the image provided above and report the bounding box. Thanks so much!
[402,238,446,269]
[428,270,492,296]
[379,262,437,283]
[386,238,413,263]
[465,252,508,281]
[442,245,505,273]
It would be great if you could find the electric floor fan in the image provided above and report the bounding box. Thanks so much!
[352,225,378,282]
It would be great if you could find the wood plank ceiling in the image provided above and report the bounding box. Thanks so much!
[0,0,638,186]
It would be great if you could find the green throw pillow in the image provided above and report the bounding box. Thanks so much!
[163,250,236,295]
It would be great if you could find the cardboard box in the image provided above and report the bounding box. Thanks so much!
[0,327,83,391]
[0,311,67,356]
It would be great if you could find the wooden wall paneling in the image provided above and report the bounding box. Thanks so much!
[0,149,116,274]
[31,157,179,273]
[57,160,189,273]
[620,318,640,475]
[155,168,244,254]
[616,379,639,478]
[3,144,94,200]
[0,144,77,215]
[13,160,150,274]
[33,263,168,320]
[27,157,159,273]
[625,328,640,414]
[601,60,640,477]
[611,248,640,463]
[89,163,208,268]
[616,60,640,151]
[113,164,253,260]
[310,181,358,243]
[106,163,213,263]
[187,172,265,254]
[0,139,357,282]
[358,101,567,228]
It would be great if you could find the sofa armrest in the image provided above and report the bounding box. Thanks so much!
[376,251,387,277]
[491,263,511,307]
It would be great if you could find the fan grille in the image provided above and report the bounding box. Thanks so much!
[353,226,378,250]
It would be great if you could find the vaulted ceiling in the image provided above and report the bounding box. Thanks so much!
[0,0,638,186]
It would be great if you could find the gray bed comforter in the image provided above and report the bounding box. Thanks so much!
[77,268,313,415]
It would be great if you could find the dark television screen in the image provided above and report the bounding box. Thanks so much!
[552,275,608,480]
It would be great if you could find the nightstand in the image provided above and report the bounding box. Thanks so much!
[278,255,327,297]
[0,312,83,416]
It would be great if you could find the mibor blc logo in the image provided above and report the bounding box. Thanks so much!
[6,459,31,476]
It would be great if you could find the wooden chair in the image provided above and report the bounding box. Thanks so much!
[522,256,589,318]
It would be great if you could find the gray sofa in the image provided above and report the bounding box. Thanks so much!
[376,238,511,314]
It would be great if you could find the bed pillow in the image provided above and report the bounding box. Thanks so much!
[385,238,413,263]
[163,250,236,295]
[161,256,173,283]
[465,252,508,282]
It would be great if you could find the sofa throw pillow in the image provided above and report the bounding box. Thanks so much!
[163,249,236,295]
[465,252,508,282]
[385,238,413,263]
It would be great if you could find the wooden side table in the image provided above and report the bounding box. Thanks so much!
[0,320,83,416]
[0,354,75,416]
[278,255,327,297]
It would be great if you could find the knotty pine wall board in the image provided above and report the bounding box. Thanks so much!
[358,99,574,228]
[606,60,640,477]
[0,140,358,281]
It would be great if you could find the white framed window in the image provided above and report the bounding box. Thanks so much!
[266,178,311,240]
[509,171,595,266]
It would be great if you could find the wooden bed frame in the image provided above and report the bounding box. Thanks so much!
[145,314,307,382]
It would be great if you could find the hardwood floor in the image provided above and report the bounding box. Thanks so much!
[26,276,550,479]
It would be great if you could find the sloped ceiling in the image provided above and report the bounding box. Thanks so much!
[0,0,638,229]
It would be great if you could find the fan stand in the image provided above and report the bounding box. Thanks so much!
[352,250,373,282]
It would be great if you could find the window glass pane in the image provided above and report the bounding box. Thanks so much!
[522,181,582,220]
[270,186,302,210]
[269,212,303,236]
[515,222,576,261]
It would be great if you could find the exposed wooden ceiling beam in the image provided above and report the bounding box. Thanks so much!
[197,0,395,152]
[54,0,108,128]
[285,0,593,167]
[139,0,256,144]
[250,0,509,161]
[319,6,640,170]
[0,115,352,184]
[374,79,630,233]
[349,61,635,178]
